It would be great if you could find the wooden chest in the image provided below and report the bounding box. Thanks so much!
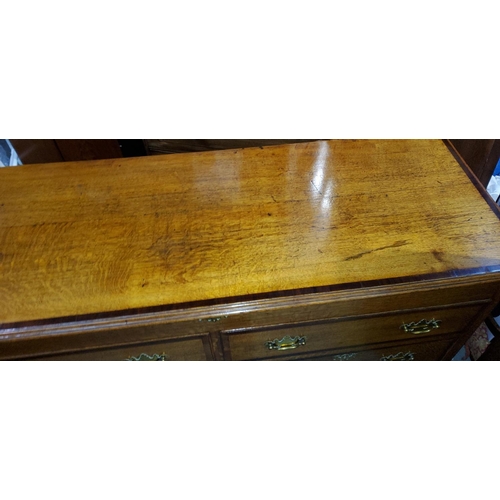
[1,140,500,360]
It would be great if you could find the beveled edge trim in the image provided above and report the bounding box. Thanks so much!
[442,139,500,220]
[1,273,499,339]
[2,266,500,332]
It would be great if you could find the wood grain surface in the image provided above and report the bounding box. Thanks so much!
[1,139,500,325]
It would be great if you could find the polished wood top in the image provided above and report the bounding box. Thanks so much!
[1,140,500,325]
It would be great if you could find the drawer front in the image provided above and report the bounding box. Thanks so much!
[204,278,498,334]
[302,337,460,361]
[0,315,219,360]
[223,303,484,360]
[33,335,212,361]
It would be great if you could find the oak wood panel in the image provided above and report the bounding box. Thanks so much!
[299,335,461,361]
[0,309,215,360]
[33,336,212,361]
[2,140,500,328]
[223,302,486,360]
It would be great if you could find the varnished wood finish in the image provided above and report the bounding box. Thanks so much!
[2,140,500,360]
[222,302,486,360]
[298,336,461,361]
[2,139,500,325]
[34,336,213,361]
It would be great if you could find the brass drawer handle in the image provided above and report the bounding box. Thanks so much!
[380,351,415,361]
[400,318,441,335]
[126,352,167,361]
[265,335,306,351]
[332,352,357,361]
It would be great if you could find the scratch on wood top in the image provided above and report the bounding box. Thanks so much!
[345,240,410,261]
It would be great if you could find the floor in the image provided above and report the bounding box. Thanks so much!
[452,320,496,360]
